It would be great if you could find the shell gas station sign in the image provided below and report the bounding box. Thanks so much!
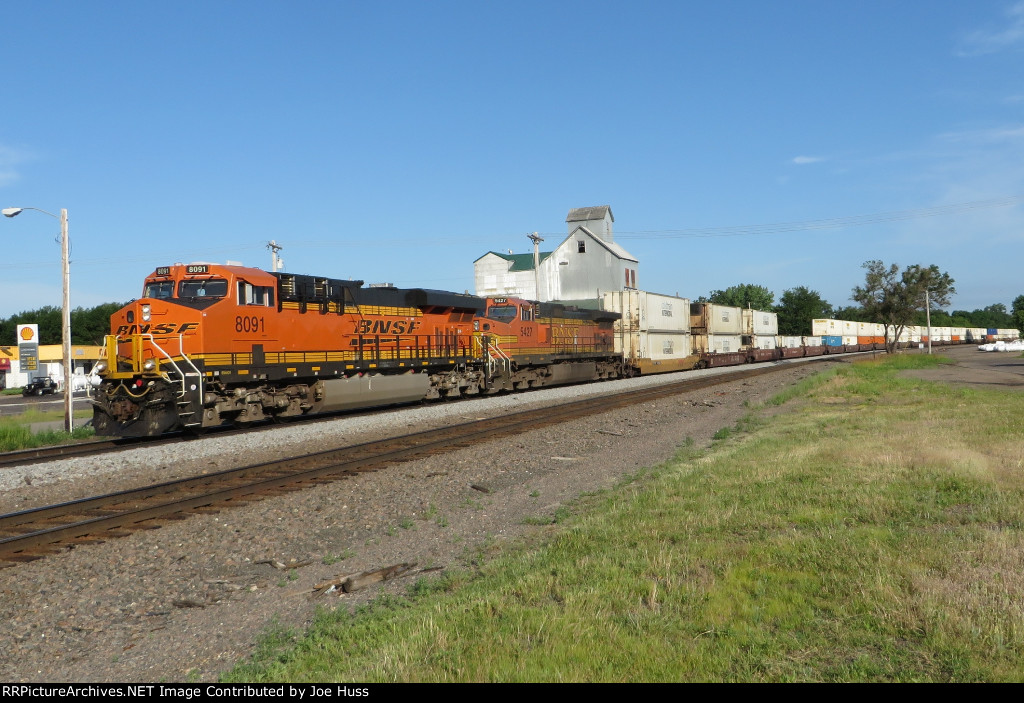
[17,324,38,372]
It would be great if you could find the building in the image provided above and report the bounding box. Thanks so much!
[0,344,103,390]
[473,206,639,303]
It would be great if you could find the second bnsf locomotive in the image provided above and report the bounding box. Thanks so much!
[92,263,621,436]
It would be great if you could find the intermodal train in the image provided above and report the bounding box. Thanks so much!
[89,263,875,437]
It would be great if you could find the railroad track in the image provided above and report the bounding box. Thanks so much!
[0,357,845,565]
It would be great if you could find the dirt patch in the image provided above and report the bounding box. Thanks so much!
[898,345,1024,390]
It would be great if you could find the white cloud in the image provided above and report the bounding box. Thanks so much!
[957,1,1024,56]
[791,156,823,165]
[0,144,33,188]
[937,124,1024,144]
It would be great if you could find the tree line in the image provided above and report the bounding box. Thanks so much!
[702,261,1024,347]
[0,303,126,347]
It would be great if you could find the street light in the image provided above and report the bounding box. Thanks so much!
[2,206,73,433]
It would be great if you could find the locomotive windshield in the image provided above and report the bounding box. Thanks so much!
[486,305,517,323]
[178,278,228,299]
[143,280,175,299]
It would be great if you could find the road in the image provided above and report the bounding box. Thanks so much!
[0,390,91,417]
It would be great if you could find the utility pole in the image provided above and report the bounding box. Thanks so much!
[527,232,543,301]
[267,240,283,272]
[925,288,932,355]
[2,206,73,432]
[60,208,71,432]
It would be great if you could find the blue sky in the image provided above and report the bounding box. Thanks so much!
[2,1,1023,322]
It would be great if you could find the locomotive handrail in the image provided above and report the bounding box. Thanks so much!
[143,333,202,401]
[487,337,512,378]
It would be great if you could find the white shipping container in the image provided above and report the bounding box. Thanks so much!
[693,334,743,354]
[803,336,822,346]
[743,309,779,335]
[840,320,858,336]
[812,319,840,336]
[858,321,884,336]
[603,290,690,333]
[638,331,691,360]
[842,335,858,346]
[778,336,803,348]
[691,303,743,335]
[750,335,775,350]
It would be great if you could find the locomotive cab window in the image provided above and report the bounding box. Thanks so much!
[486,305,516,323]
[178,278,228,299]
[143,280,175,299]
[520,305,533,322]
[237,281,275,307]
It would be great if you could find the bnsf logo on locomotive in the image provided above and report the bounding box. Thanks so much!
[354,320,421,335]
[115,322,200,335]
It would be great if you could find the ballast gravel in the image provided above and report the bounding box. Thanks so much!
[0,359,837,682]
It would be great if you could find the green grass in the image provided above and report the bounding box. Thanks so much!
[224,354,1024,682]
[0,407,95,451]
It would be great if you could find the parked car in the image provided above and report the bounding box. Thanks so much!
[23,377,57,396]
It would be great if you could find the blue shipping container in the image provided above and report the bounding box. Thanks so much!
[987,328,998,335]
[824,335,843,346]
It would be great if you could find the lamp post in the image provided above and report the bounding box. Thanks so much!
[2,207,73,433]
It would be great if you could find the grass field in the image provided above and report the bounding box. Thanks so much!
[0,407,94,451]
[224,354,1024,682]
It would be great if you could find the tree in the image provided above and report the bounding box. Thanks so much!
[707,283,774,311]
[774,286,834,336]
[0,302,125,346]
[1013,295,1024,333]
[851,260,956,353]
[832,305,870,322]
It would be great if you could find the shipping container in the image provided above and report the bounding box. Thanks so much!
[742,309,779,335]
[812,319,841,336]
[842,336,858,346]
[603,290,694,373]
[840,320,858,336]
[628,332,695,373]
[690,303,743,335]
[603,290,690,333]
[778,336,803,348]
[802,336,822,347]
[823,335,842,347]
[692,334,743,354]
[749,335,776,350]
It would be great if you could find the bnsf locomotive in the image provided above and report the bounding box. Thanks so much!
[91,263,621,436]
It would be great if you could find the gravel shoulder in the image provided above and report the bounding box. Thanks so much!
[0,356,875,682]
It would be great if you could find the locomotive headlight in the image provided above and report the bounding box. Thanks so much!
[141,304,151,322]
[94,361,107,374]
[142,359,157,372]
